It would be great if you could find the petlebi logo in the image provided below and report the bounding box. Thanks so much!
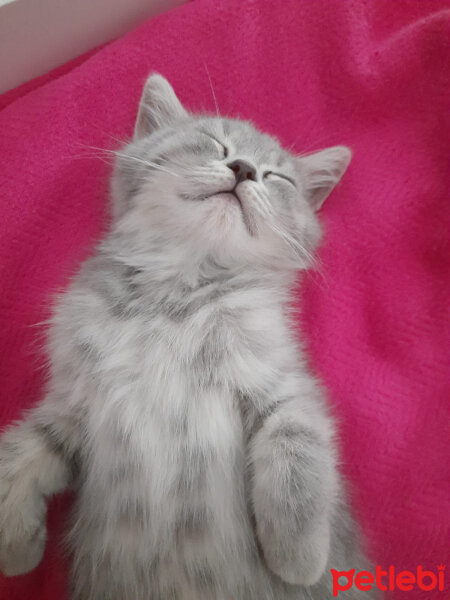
[331,564,446,596]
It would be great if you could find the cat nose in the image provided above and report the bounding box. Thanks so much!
[227,159,257,184]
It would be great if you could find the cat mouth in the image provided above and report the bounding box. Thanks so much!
[183,189,242,209]
[196,188,254,236]
[212,189,247,218]
[210,189,256,236]
[204,188,243,212]
[214,189,241,204]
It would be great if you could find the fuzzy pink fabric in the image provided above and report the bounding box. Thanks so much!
[1,1,449,598]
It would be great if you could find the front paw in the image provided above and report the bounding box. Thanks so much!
[259,517,331,587]
[0,522,47,576]
[0,480,47,576]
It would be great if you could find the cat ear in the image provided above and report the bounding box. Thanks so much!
[296,146,352,211]
[134,74,188,140]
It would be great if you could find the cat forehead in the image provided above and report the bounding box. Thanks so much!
[197,116,280,148]
[178,116,291,165]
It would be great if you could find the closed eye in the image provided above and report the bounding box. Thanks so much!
[263,171,296,187]
[199,130,228,158]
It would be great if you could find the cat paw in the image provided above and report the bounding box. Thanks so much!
[0,522,47,576]
[0,479,47,576]
[261,518,331,587]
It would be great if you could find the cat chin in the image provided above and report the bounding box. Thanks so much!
[201,193,245,229]
[210,191,242,206]
[205,191,261,241]
[205,191,243,213]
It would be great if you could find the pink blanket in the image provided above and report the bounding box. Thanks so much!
[1,1,449,598]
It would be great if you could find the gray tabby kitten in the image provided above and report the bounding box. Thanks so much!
[0,74,372,600]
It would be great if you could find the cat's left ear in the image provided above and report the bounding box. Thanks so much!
[134,73,188,140]
[295,146,352,211]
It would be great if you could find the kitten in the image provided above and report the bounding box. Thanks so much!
[0,74,373,599]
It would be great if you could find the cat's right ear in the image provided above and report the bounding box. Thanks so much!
[133,74,188,140]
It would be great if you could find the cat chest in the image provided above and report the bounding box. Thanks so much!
[88,383,245,523]
[140,304,283,392]
[89,304,281,472]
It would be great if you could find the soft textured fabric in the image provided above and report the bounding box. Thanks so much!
[0,1,449,598]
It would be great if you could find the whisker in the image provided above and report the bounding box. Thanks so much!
[252,201,272,220]
[203,62,220,117]
[116,153,180,178]
[155,156,206,178]
[259,204,318,267]
[308,259,332,291]
[256,190,319,266]
[253,196,273,218]
[257,189,276,215]
[78,143,116,156]
[85,122,130,148]
[79,144,179,177]
[68,150,115,166]
[287,135,340,156]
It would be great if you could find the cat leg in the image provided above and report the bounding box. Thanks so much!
[0,408,75,575]
[250,396,337,587]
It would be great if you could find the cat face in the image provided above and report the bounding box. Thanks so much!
[112,74,351,272]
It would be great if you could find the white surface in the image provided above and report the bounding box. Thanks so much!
[0,0,187,94]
